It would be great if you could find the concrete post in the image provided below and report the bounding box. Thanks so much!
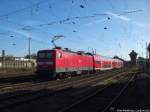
[2,50,5,70]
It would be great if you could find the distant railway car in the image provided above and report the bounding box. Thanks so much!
[36,47,123,78]
[93,55,102,71]
[93,55,112,71]
[113,59,123,68]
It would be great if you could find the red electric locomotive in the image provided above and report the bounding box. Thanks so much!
[36,47,123,78]
[36,47,94,78]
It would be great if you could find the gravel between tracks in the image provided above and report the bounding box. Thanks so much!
[0,70,132,112]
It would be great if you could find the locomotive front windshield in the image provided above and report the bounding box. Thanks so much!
[38,52,53,59]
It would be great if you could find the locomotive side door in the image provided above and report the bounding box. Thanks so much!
[64,53,69,72]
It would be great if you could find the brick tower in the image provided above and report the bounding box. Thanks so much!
[129,50,138,65]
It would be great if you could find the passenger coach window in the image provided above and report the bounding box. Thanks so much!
[96,61,101,64]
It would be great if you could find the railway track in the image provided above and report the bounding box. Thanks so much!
[0,69,124,93]
[0,74,94,93]
[0,70,127,110]
[109,73,150,111]
[59,73,136,112]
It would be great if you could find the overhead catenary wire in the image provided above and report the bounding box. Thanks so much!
[0,8,145,44]
[0,0,144,25]
[0,17,51,45]
[0,0,146,47]
[0,0,47,20]
[0,1,148,60]
[0,0,145,28]
[30,9,144,28]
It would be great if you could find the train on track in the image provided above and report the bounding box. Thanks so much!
[36,47,123,78]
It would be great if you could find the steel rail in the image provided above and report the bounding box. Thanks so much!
[0,69,122,93]
[59,73,135,112]
[101,74,135,112]
[0,70,125,110]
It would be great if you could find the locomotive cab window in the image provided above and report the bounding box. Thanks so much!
[38,52,53,59]
[46,52,53,59]
[38,53,45,58]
